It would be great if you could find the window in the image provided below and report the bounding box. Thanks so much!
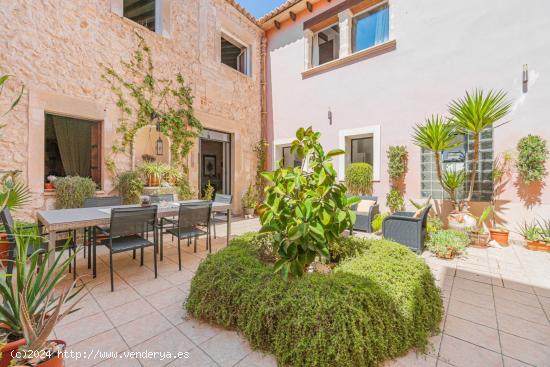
[350,137,374,165]
[282,146,302,168]
[123,0,157,32]
[352,4,389,53]
[45,114,101,187]
[221,36,248,75]
[312,24,340,67]
[421,129,493,201]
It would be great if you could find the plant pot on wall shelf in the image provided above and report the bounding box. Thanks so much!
[0,232,9,267]
[44,182,55,190]
[526,240,550,252]
[468,231,489,248]
[489,228,510,246]
[147,173,161,187]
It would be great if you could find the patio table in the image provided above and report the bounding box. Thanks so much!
[36,200,232,268]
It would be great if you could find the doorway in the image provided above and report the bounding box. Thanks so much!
[199,129,231,197]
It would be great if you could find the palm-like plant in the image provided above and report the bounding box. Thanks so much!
[412,115,461,199]
[442,169,466,211]
[0,171,31,211]
[448,89,511,202]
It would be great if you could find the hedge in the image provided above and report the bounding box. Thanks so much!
[186,234,443,367]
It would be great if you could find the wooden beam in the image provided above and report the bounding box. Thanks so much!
[131,9,155,23]
[289,11,296,21]
[304,0,367,30]
[306,2,313,12]
[123,0,153,14]
[274,20,281,29]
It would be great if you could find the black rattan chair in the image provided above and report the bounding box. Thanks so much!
[349,195,379,233]
[382,205,432,254]
[93,206,158,291]
[160,202,211,270]
[1,206,76,279]
[84,196,122,268]
[211,194,232,239]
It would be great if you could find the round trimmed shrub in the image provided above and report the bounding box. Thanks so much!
[54,176,96,209]
[345,162,373,195]
[115,170,144,204]
[186,234,443,367]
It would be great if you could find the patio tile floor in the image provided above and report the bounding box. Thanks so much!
[57,219,550,367]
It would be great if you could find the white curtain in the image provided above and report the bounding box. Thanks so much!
[374,6,390,45]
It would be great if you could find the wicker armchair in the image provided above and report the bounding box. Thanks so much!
[382,205,432,254]
[350,195,379,233]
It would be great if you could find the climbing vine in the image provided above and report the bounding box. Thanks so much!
[100,32,202,175]
[253,139,268,198]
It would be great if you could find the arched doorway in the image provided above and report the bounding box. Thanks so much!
[133,126,170,166]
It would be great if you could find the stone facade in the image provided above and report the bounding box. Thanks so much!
[0,0,263,218]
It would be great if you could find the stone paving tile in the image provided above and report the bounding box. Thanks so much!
[65,329,128,367]
[132,328,195,367]
[500,331,550,366]
[54,220,550,367]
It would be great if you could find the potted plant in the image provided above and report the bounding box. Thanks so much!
[202,181,215,201]
[0,232,84,367]
[138,163,167,187]
[44,175,57,190]
[488,152,513,245]
[242,184,258,219]
[518,219,550,252]
[426,229,469,259]
[468,206,492,247]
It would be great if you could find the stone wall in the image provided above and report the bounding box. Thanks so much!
[0,0,263,218]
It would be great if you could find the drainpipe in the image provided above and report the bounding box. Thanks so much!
[260,35,268,170]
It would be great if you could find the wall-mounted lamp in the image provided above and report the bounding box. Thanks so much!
[328,107,333,125]
[156,136,164,156]
[522,64,529,93]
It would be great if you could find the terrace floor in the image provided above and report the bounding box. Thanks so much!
[57,219,550,367]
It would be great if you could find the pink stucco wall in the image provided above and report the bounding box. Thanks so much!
[266,0,550,228]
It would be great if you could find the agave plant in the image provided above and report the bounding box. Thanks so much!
[536,218,550,243]
[448,89,511,202]
[412,115,461,199]
[442,168,466,211]
[0,230,84,340]
[517,221,542,242]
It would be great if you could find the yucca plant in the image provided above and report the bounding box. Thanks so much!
[442,169,466,211]
[412,115,461,199]
[448,89,511,202]
[0,231,84,340]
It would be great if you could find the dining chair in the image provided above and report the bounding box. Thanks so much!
[83,196,122,269]
[160,202,211,270]
[0,206,77,279]
[93,206,158,291]
[211,194,232,239]
[149,194,175,203]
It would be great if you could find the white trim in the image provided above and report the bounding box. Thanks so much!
[338,125,381,181]
[220,28,252,76]
[155,0,163,34]
[272,138,295,167]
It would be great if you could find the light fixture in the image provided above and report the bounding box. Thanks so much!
[156,136,164,156]
[328,107,332,125]
[522,64,529,93]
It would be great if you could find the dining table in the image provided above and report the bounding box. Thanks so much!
[36,200,232,269]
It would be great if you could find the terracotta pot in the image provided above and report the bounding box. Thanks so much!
[0,323,26,367]
[489,229,510,246]
[0,232,10,267]
[526,240,550,252]
[36,340,66,367]
[147,173,161,187]
[44,182,55,190]
[469,231,489,248]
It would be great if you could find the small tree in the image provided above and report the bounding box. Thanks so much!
[345,163,373,195]
[259,127,359,279]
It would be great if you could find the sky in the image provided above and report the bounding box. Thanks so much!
[236,0,288,18]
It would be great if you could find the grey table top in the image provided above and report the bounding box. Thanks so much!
[37,200,231,231]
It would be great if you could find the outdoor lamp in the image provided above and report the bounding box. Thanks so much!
[156,136,164,156]
[522,64,529,93]
[328,107,333,125]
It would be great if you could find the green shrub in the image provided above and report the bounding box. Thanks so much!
[260,127,358,278]
[386,188,404,213]
[247,232,278,263]
[372,212,389,232]
[345,162,373,195]
[186,234,443,367]
[202,180,215,200]
[426,230,469,258]
[387,145,408,180]
[427,217,443,238]
[177,174,194,200]
[516,134,548,184]
[116,171,144,204]
[54,176,96,209]
[328,235,372,262]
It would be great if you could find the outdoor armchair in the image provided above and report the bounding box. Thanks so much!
[350,195,379,233]
[382,205,432,254]
[211,194,232,239]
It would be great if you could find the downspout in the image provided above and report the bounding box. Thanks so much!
[260,34,268,169]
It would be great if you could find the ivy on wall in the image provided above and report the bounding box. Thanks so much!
[100,32,202,174]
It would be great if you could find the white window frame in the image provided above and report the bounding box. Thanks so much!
[220,29,252,76]
[338,125,381,182]
[351,1,390,53]
[311,22,341,67]
[273,138,295,168]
